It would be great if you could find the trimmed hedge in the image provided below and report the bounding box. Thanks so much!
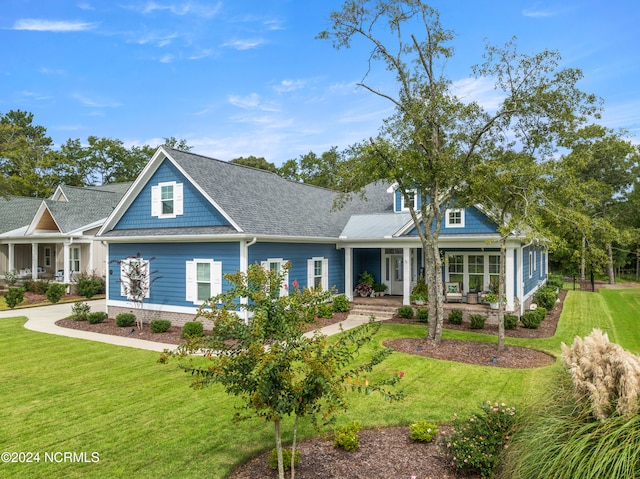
[150,319,172,333]
[115,313,136,327]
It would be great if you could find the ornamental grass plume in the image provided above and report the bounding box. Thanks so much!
[561,328,640,420]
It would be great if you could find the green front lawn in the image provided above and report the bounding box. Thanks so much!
[1,288,639,478]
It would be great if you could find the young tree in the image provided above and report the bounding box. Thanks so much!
[161,263,403,479]
[111,253,160,329]
[320,0,598,344]
[468,151,550,350]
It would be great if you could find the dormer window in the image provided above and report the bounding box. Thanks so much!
[151,181,183,218]
[401,190,417,211]
[446,208,465,228]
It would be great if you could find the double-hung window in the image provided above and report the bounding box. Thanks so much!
[120,256,150,300]
[468,255,484,292]
[152,181,183,218]
[186,259,222,304]
[447,255,464,284]
[307,257,328,290]
[69,247,81,274]
[261,259,289,297]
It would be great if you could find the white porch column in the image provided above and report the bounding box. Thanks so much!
[505,248,516,313]
[8,243,15,272]
[63,242,71,283]
[31,243,38,279]
[344,247,353,301]
[402,247,411,305]
[88,240,94,274]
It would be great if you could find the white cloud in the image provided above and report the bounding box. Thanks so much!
[522,8,553,18]
[12,19,97,32]
[451,76,505,111]
[134,31,177,46]
[159,53,175,63]
[72,93,121,108]
[222,38,265,50]
[274,79,305,93]
[228,93,279,112]
[139,1,222,18]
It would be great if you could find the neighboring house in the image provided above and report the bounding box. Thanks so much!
[97,147,548,325]
[0,183,131,283]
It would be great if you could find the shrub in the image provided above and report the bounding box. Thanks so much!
[76,273,104,299]
[181,321,204,338]
[398,305,414,318]
[409,420,439,443]
[4,287,25,309]
[150,319,172,333]
[71,301,91,321]
[24,279,50,294]
[416,308,429,322]
[469,313,486,329]
[534,306,547,321]
[333,421,362,452]
[547,274,564,290]
[317,303,334,319]
[267,448,301,471]
[534,286,557,310]
[521,310,541,329]
[45,283,67,304]
[448,309,463,325]
[87,311,108,324]
[115,313,136,327]
[3,271,18,287]
[442,401,517,478]
[504,314,519,330]
[332,294,350,312]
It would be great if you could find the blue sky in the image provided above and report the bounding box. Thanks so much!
[1,1,638,166]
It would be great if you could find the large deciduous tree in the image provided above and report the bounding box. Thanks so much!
[320,0,598,344]
[279,147,343,189]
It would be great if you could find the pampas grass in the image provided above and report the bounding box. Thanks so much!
[561,329,640,420]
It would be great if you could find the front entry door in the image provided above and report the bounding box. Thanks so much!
[390,255,404,295]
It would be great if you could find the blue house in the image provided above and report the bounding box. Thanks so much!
[97,147,547,326]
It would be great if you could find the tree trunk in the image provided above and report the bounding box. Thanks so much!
[274,419,285,479]
[291,415,299,479]
[424,234,443,344]
[497,237,507,351]
[607,242,615,284]
[581,236,586,280]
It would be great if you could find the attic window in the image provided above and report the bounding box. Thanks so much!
[152,181,183,218]
[446,208,465,228]
[401,190,417,211]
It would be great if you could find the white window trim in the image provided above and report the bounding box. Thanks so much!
[186,259,222,305]
[445,208,465,228]
[151,181,183,219]
[528,251,533,279]
[44,247,51,267]
[307,257,329,291]
[69,247,81,273]
[261,258,289,297]
[400,189,418,211]
[120,257,150,300]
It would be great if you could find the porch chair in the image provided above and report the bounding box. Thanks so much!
[445,282,463,303]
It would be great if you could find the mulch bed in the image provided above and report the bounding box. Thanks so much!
[51,290,569,479]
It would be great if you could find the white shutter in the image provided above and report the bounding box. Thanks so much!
[322,258,329,290]
[307,259,314,288]
[151,185,160,217]
[281,269,289,297]
[174,183,183,216]
[212,261,222,297]
[120,259,129,297]
[142,260,150,299]
[185,260,196,302]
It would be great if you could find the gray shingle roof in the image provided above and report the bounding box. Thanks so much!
[0,196,42,234]
[166,149,394,238]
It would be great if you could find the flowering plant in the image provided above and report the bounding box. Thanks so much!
[441,401,517,478]
[354,282,373,297]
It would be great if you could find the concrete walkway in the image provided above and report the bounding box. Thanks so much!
[0,301,379,352]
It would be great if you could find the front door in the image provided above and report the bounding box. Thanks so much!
[390,254,404,295]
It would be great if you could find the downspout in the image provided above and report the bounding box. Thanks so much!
[240,237,257,323]
[102,241,109,314]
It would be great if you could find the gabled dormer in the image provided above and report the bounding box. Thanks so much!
[387,183,421,213]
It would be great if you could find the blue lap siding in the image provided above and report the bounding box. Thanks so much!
[109,242,240,308]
